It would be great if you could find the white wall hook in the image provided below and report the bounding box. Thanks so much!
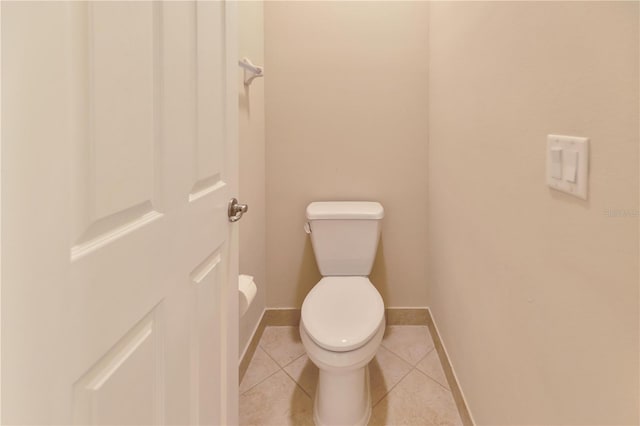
[238,57,264,86]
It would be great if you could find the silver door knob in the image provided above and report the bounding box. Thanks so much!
[228,198,248,222]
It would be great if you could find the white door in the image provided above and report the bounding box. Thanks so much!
[1,1,239,424]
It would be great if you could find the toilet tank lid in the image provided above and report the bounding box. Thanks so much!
[306,201,384,220]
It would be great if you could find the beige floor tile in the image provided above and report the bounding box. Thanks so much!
[282,346,415,406]
[283,354,318,398]
[369,369,462,426]
[259,326,306,367]
[239,370,314,426]
[241,326,464,426]
[240,347,281,394]
[369,346,413,406]
[381,326,435,366]
[416,349,450,390]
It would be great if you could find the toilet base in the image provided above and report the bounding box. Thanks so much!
[300,316,384,426]
[313,364,372,426]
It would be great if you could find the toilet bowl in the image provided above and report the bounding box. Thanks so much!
[301,201,385,426]
[301,277,385,426]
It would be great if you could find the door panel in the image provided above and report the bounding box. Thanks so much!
[72,308,163,426]
[1,1,238,424]
[72,2,162,257]
[193,1,226,198]
[88,2,158,222]
[191,249,223,425]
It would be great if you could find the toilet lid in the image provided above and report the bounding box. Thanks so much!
[301,277,384,352]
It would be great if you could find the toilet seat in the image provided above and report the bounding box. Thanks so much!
[301,277,384,352]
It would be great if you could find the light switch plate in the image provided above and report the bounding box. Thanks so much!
[546,134,589,199]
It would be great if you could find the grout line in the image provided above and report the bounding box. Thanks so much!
[373,365,416,409]
[261,326,307,369]
[413,362,452,393]
[249,327,311,398]
[295,383,313,400]
[374,329,452,408]
[416,348,453,392]
[414,347,435,370]
[259,342,288,369]
[380,341,435,368]
[379,342,410,366]
[273,353,314,400]
[274,352,306,369]
[239,366,282,397]
[375,327,440,407]
[417,332,454,392]
[290,375,314,400]
[282,352,306,368]
[239,345,285,396]
[373,363,453,412]
[280,354,314,399]
[279,361,314,400]
[371,352,416,409]
[380,325,433,367]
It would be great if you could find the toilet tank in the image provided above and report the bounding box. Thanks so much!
[306,201,384,276]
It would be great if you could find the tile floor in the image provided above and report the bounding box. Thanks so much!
[239,325,463,426]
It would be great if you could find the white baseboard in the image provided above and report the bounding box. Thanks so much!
[239,307,266,366]
[427,307,476,425]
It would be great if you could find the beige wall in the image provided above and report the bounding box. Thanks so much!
[428,2,639,425]
[238,1,266,355]
[264,1,429,308]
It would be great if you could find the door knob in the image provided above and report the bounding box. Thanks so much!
[228,198,248,222]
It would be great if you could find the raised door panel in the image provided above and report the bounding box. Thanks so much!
[191,1,227,201]
[90,2,157,219]
[73,309,164,426]
[190,249,224,425]
[72,2,162,261]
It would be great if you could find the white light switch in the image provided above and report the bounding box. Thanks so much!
[550,147,563,179]
[563,150,578,183]
[547,135,589,199]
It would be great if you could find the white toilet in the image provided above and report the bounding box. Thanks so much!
[300,201,385,426]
